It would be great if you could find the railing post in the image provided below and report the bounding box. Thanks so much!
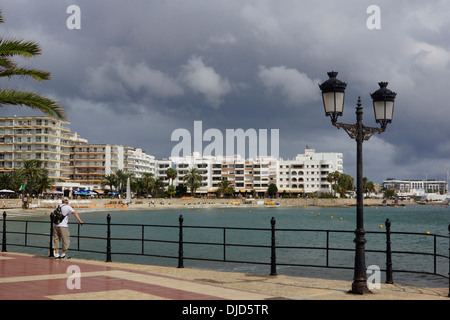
[385,218,393,284]
[270,217,277,276]
[49,213,54,257]
[178,215,184,268]
[2,211,7,252]
[223,228,226,262]
[326,231,330,267]
[106,214,112,262]
[448,224,449,298]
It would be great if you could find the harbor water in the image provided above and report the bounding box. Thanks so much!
[5,203,449,288]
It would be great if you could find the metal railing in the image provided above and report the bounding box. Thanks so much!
[1,211,449,295]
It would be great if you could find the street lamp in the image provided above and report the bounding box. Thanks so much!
[319,71,396,294]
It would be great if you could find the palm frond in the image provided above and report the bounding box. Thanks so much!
[0,38,42,59]
[0,56,16,69]
[0,67,51,81]
[0,88,66,120]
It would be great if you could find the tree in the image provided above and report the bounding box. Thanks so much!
[0,9,65,119]
[267,183,278,198]
[216,178,234,197]
[383,189,397,199]
[36,175,53,195]
[167,185,176,198]
[166,168,177,186]
[21,159,48,193]
[8,170,24,192]
[152,178,164,197]
[336,174,354,198]
[327,171,341,197]
[176,184,187,197]
[184,168,202,196]
[20,160,49,208]
[140,172,155,197]
[362,177,376,196]
[114,170,134,197]
[0,173,11,190]
[101,174,118,193]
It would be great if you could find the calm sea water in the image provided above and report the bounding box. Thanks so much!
[5,203,449,287]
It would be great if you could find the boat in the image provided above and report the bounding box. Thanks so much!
[264,201,280,207]
[443,195,450,205]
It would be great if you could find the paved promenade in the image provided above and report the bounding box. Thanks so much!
[0,252,448,301]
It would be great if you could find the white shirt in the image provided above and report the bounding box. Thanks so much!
[55,204,74,227]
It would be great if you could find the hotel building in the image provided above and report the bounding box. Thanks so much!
[278,148,344,194]
[0,116,343,196]
[382,178,448,195]
[164,148,343,196]
[0,116,87,183]
[0,116,156,193]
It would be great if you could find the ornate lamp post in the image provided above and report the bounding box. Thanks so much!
[319,71,396,294]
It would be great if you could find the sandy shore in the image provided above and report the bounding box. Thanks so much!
[1,197,416,218]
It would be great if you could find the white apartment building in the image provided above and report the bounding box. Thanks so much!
[126,148,156,179]
[278,148,343,194]
[0,116,87,183]
[0,117,343,196]
[155,159,172,187]
[165,148,342,196]
[382,178,448,195]
[65,144,126,185]
[0,116,156,192]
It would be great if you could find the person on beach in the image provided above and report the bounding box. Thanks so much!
[52,197,83,259]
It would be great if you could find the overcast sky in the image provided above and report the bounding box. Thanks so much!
[1,0,450,184]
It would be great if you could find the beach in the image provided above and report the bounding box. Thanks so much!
[1,197,414,218]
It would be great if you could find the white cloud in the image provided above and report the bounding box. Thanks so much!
[82,49,183,100]
[180,56,233,108]
[209,33,237,45]
[258,66,320,106]
[410,40,450,69]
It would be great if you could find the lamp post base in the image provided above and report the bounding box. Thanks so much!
[349,281,372,295]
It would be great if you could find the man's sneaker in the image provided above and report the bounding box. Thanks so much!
[60,254,70,260]
[54,253,60,259]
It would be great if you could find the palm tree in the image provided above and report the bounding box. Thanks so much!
[152,179,164,198]
[0,173,11,189]
[114,169,129,196]
[362,177,376,196]
[36,175,53,195]
[327,171,341,197]
[101,173,118,193]
[184,168,202,197]
[141,172,155,197]
[167,184,176,198]
[8,169,24,192]
[20,159,49,208]
[0,9,65,119]
[216,178,234,198]
[166,168,178,186]
[336,174,354,198]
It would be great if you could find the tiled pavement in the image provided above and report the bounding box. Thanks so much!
[1,252,448,302]
[0,252,274,300]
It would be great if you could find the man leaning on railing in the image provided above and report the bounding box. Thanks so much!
[52,197,83,259]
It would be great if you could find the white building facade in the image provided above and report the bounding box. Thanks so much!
[382,178,448,195]
[164,148,343,196]
[277,148,343,195]
[0,116,343,196]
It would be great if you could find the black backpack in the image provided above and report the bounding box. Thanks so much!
[52,205,66,225]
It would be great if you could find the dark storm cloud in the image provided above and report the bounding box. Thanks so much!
[1,0,449,183]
